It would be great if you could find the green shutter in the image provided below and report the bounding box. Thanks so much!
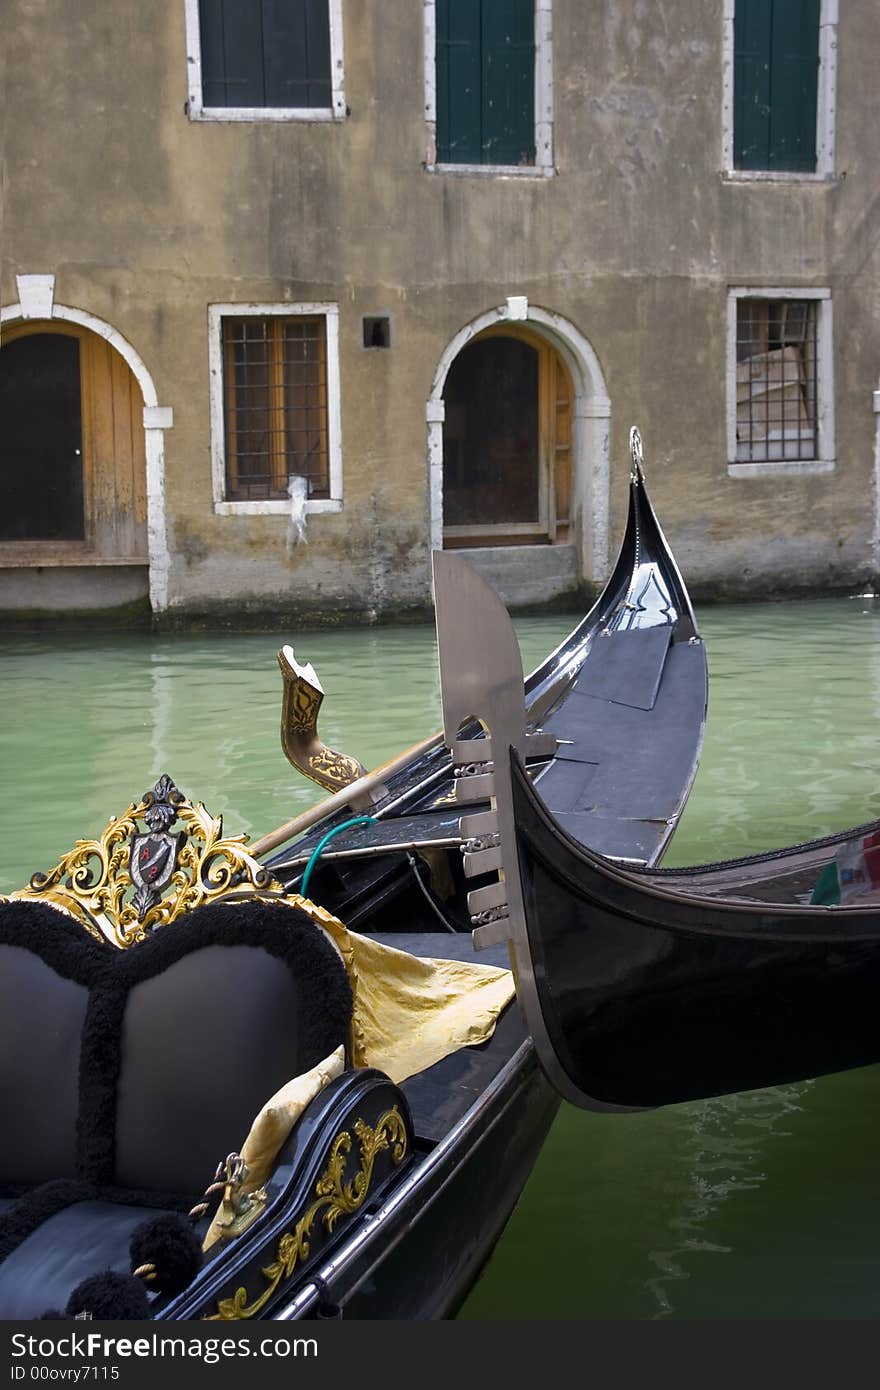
[436,0,534,166]
[482,0,535,164]
[734,0,773,169]
[436,0,483,162]
[734,0,819,172]
[768,0,819,171]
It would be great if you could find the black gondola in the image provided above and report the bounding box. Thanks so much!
[0,429,707,1321]
[437,517,880,1118]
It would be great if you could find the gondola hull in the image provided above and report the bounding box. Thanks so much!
[431,482,880,1115]
[272,1034,558,1321]
[511,750,880,1110]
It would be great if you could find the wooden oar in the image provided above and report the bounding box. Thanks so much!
[249,729,446,858]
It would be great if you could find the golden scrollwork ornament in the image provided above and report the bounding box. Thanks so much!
[9,773,280,949]
[208,1106,409,1320]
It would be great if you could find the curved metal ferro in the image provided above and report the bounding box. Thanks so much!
[629,424,644,482]
[431,549,557,955]
[277,646,381,811]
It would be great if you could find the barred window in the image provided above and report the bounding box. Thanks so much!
[221,315,329,501]
[735,299,818,463]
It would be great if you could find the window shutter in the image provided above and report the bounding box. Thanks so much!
[436,0,482,163]
[734,0,773,169]
[734,0,819,172]
[768,0,819,171]
[481,0,534,165]
[437,0,534,165]
[263,0,331,109]
[199,0,331,109]
[199,0,266,107]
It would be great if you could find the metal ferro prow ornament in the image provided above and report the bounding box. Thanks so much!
[431,550,556,949]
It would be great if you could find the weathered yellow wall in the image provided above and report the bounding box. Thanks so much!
[3,1,879,617]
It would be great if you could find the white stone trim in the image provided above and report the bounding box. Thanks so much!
[816,0,838,177]
[424,0,554,175]
[1,295,161,407]
[0,291,172,611]
[721,0,837,179]
[184,0,346,122]
[725,286,834,473]
[207,302,343,514]
[15,274,55,319]
[727,460,834,478]
[143,406,174,430]
[426,301,610,582]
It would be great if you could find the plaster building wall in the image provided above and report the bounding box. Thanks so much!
[2,1,878,619]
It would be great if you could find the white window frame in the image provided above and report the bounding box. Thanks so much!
[726,287,834,477]
[424,0,554,177]
[721,0,838,182]
[209,302,343,515]
[184,0,346,122]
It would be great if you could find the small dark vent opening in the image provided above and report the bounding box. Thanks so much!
[362,317,391,349]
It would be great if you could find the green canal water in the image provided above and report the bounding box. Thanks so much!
[2,595,880,1319]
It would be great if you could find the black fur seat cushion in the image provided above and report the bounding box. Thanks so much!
[0,895,353,1289]
[0,1191,164,1321]
[0,903,104,1188]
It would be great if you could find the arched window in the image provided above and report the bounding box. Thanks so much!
[442,326,572,546]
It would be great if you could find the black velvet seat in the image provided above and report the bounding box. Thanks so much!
[0,896,354,1319]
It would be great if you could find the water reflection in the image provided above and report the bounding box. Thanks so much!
[645,1081,812,1318]
[0,617,576,894]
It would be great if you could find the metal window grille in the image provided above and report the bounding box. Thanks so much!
[222,316,329,501]
[735,299,818,462]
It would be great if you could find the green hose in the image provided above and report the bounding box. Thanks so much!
[300,815,377,900]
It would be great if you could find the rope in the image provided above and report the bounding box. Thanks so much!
[300,816,377,899]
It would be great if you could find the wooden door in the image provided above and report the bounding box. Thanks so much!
[442,324,572,546]
[0,321,148,560]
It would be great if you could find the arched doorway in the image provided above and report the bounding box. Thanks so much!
[427,302,611,592]
[0,320,148,561]
[442,325,573,547]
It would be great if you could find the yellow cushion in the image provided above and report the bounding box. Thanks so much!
[203,1044,345,1250]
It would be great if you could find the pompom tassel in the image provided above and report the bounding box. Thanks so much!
[64,1271,151,1320]
[130,1214,203,1296]
[38,1212,204,1319]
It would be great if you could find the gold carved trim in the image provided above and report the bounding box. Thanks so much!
[278,646,368,795]
[207,1106,409,1320]
[8,774,282,949]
